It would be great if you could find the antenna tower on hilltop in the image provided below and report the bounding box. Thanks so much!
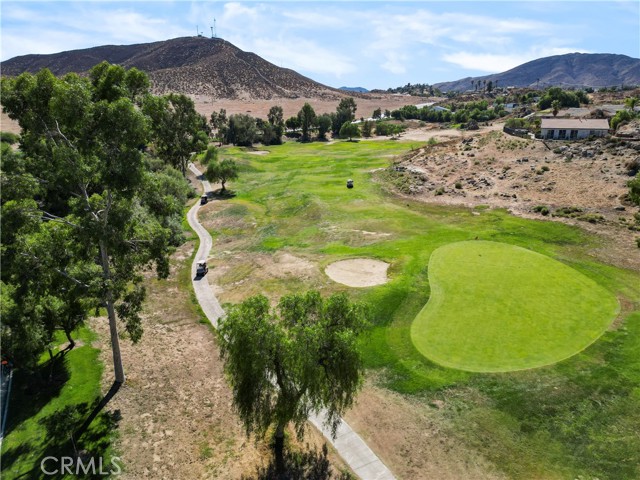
[213,18,217,38]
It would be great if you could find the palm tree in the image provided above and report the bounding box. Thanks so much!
[551,100,561,117]
[625,97,638,111]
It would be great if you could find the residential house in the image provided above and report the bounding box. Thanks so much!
[540,118,609,140]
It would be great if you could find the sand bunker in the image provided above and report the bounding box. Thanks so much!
[325,259,389,287]
[247,150,269,155]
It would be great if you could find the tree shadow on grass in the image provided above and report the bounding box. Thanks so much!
[210,188,236,199]
[3,397,121,480]
[2,353,70,439]
[2,348,121,480]
[242,444,354,480]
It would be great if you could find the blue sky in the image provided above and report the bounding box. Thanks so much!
[1,1,638,89]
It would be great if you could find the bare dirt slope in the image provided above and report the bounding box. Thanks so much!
[382,126,640,270]
[345,383,507,480]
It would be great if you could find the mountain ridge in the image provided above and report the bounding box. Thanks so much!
[0,36,349,100]
[433,53,640,92]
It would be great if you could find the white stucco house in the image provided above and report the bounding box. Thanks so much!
[540,118,610,140]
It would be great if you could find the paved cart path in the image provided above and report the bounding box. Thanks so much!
[186,163,395,480]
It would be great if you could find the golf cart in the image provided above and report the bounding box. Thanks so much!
[200,194,208,205]
[346,179,354,189]
[196,260,209,276]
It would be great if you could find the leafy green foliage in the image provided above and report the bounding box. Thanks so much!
[384,82,441,97]
[205,157,239,191]
[538,87,588,110]
[361,120,373,138]
[143,93,209,175]
[263,105,284,145]
[218,290,368,440]
[611,109,636,131]
[297,103,317,142]
[1,64,187,374]
[226,114,257,146]
[0,131,19,144]
[375,122,405,137]
[317,114,333,140]
[339,122,360,141]
[333,97,357,134]
[628,173,640,206]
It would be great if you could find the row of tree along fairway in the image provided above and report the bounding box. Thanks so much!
[198,139,640,480]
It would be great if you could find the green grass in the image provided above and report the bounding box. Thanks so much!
[214,139,640,479]
[1,327,118,480]
[411,240,619,372]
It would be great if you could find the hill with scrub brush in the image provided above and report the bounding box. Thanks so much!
[0,36,347,100]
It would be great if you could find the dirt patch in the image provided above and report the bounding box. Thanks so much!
[91,241,348,478]
[344,383,507,480]
[325,259,389,287]
[246,150,270,155]
[209,251,322,304]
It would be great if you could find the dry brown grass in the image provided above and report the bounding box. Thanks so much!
[91,237,349,478]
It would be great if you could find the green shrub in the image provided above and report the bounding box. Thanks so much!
[578,213,605,224]
[435,187,445,196]
[455,182,462,189]
[553,206,583,218]
[0,131,19,144]
[533,205,550,216]
[625,158,640,176]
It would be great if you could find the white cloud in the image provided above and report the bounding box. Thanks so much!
[1,4,192,59]
[252,37,356,77]
[222,2,263,20]
[281,10,350,30]
[380,52,408,75]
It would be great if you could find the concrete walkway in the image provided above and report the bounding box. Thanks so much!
[186,163,395,480]
[187,164,225,326]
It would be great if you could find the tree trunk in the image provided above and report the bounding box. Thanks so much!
[99,240,125,384]
[64,329,76,350]
[274,422,286,475]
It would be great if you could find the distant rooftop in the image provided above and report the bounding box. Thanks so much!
[541,118,609,130]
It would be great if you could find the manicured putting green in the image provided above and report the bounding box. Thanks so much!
[411,241,619,372]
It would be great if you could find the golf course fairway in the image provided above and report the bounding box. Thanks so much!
[411,241,619,372]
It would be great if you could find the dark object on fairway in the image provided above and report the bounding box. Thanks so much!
[347,179,354,189]
[200,195,208,205]
[196,261,209,276]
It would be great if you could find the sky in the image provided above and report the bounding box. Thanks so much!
[1,1,639,90]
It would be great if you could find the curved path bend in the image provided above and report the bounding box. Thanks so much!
[186,163,395,480]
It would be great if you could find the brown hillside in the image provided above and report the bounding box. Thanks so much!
[434,53,640,92]
[1,36,349,100]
